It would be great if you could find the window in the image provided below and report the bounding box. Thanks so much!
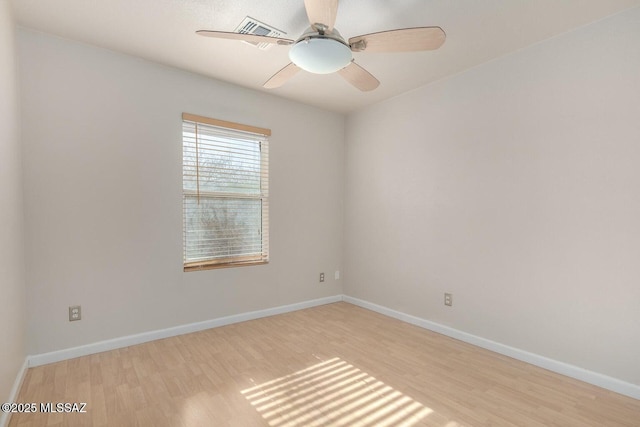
[182,113,269,271]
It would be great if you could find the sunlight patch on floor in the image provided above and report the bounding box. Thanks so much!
[241,357,435,427]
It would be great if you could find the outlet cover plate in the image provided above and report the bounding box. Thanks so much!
[444,293,453,307]
[69,305,81,321]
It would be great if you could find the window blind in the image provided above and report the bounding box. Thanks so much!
[182,113,269,271]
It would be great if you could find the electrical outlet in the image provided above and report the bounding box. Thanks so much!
[319,272,325,283]
[69,305,81,321]
[334,270,340,280]
[444,293,452,307]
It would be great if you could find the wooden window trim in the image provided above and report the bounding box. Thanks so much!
[184,258,268,272]
[182,113,271,137]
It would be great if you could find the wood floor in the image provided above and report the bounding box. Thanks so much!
[9,302,640,426]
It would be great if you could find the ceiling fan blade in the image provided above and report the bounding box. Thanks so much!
[337,61,379,92]
[349,27,445,53]
[264,63,300,89]
[196,30,294,45]
[304,0,338,33]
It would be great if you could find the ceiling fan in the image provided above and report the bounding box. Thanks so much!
[196,0,445,91]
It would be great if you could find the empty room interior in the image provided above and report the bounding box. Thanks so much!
[1,0,640,425]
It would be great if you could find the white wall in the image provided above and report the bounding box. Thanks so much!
[345,7,640,386]
[0,0,26,403]
[18,29,344,355]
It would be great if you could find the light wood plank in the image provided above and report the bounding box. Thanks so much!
[263,62,300,90]
[337,61,380,92]
[9,302,640,426]
[304,0,338,32]
[349,27,446,53]
[196,30,294,46]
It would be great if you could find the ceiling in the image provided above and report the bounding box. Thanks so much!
[11,0,640,113]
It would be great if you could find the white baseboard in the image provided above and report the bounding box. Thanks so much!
[28,295,342,367]
[25,293,639,401]
[0,357,29,427]
[342,295,640,400]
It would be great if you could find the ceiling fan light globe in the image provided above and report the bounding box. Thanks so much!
[289,37,352,74]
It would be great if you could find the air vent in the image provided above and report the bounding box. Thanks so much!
[234,16,286,50]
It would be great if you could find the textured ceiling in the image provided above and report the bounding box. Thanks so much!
[11,0,640,113]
